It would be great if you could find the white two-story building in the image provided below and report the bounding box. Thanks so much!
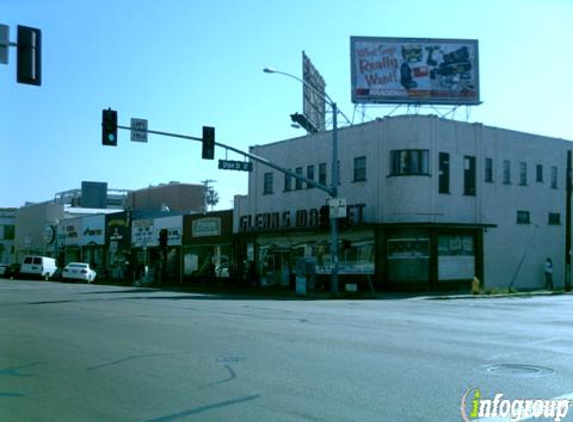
[235,114,569,292]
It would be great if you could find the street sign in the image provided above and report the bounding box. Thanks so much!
[328,198,347,219]
[218,160,253,172]
[130,118,148,142]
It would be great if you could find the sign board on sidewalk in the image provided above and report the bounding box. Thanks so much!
[130,118,148,142]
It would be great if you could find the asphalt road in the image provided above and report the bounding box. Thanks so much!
[1,280,573,422]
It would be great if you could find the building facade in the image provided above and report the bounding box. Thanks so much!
[235,115,569,291]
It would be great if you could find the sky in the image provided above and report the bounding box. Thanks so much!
[2,0,573,210]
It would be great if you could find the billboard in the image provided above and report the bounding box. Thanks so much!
[302,51,326,132]
[351,37,480,105]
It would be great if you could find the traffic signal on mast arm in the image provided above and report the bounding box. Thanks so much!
[102,109,118,146]
[202,126,215,160]
[17,25,42,86]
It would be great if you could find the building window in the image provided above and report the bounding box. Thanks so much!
[353,156,367,182]
[319,163,327,186]
[485,158,493,183]
[464,155,476,196]
[390,150,430,176]
[517,210,530,224]
[551,166,558,189]
[439,152,450,194]
[295,167,303,190]
[263,172,273,195]
[519,162,528,186]
[1,225,15,240]
[548,213,561,225]
[503,160,511,184]
[536,164,543,183]
[284,170,292,192]
[307,165,315,188]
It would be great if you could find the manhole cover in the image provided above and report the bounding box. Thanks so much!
[481,364,554,378]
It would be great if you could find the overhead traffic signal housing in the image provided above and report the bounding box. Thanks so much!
[202,126,215,160]
[102,109,118,146]
[290,112,318,134]
[17,25,42,86]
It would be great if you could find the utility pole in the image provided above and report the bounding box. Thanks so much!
[565,151,571,292]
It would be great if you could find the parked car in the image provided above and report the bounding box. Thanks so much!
[0,263,8,277]
[20,256,58,280]
[62,262,97,283]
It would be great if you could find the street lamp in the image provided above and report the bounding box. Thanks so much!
[263,67,340,296]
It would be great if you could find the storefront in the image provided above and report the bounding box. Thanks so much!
[131,215,183,283]
[182,211,233,282]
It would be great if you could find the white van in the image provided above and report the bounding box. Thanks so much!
[20,255,58,280]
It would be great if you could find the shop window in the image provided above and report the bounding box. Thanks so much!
[517,210,530,224]
[503,160,511,184]
[437,235,475,281]
[353,156,366,182]
[485,157,493,183]
[519,162,528,186]
[464,156,476,196]
[390,150,430,176]
[548,212,561,225]
[439,152,450,193]
[263,172,273,195]
[536,164,543,183]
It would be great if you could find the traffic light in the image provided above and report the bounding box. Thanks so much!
[17,25,42,86]
[159,229,168,248]
[290,113,318,134]
[202,126,215,160]
[102,109,118,146]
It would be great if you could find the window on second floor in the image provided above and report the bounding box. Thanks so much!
[439,152,450,194]
[319,163,327,186]
[307,165,315,188]
[353,156,366,182]
[485,158,493,183]
[263,172,273,195]
[536,164,543,183]
[284,171,292,192]
[551,166,558,189]
[519,162,528,186]
[295,167,303,190]
[390,149,429,176]
[464,156,476,196]
[503,160,511,184]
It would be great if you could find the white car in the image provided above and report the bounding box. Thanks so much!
[62,262,97,283]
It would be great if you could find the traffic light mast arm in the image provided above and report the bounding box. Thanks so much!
[115,124,334,196]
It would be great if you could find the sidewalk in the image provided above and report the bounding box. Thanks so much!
[94,277,571,300]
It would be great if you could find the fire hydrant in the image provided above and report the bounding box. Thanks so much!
[471,276,480,295]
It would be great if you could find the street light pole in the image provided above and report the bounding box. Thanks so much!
[264,67,340,296]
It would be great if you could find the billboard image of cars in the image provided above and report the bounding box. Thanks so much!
[351,36,480,105]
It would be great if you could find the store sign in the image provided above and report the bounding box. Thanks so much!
[192,217,221,237]
[239,203,366,233]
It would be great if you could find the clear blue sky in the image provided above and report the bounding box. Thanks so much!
[2,0,572,209]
